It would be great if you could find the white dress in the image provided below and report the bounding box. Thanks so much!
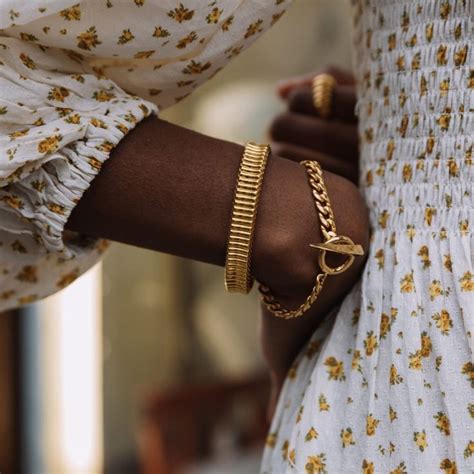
[261,1,473,473]
[0,0,289,310]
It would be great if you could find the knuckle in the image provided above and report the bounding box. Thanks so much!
[269,113,289,140]
[288,89,308,112]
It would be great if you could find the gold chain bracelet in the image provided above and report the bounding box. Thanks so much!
[225,142,270,294]
[259,160,364,319]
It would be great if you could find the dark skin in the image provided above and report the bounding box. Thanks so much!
[66,68,368,417]
[261,68,363,417]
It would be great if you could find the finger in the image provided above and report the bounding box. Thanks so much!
[270,112,359,162]
[287,84,357,123]
[278,66,355,99]
[272,142,358,183]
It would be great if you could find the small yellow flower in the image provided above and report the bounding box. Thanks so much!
[245,19,264,39]
[8,129,29,139]
[65,114,81,124]
[38,134,62,154]
[176,31,198,49]
[93,90,116,102]
[340,428,355,447]
[443,254,453,272]
[454,45,468,67]
[459,219,469,236]
[281,440,288,461]
[305,453,327,474]
[168,3,194,23]
[47,203,66,215]
[153,26,170,38]
[417,245,431,269]
[19,53,37,70]
[206,7,223,24]
[319,394,330,412]
[15,265,38,283]
[351,350,362,372]
[48,86,70,102]
[429,280,444,300]
[379,314,391,339]
[459,271,474,291]
[413,430,428,452]
[362,459,375,474]
[424,206,437,225]
[77,26,102,50]
[60,3,81,20]
[390,364,403,385]
[324,357,346,381]
[464,440,474,459]
[461,362,474,387]
[364,331,378,356]
[265,432,277,448]
[420,332,432,357]
[390,462,407,474]
[117,29,135,45]
[432,309,453,335]
[439,458,458,474]
[366,414,380,436]
[409,350,423,370]
[389,405,397,422]
[182,60,212,75]
[434,412,451,436]
[378,210,390,229]
[374,249,384,269]
[221,15,234,31]
[400,272,414,293]
[134,50,155,59]
[305,427,319,442]
[57,269,80,289]
[2,195,24,210]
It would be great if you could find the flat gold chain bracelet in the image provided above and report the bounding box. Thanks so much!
[225,142,270,294]
[259,160,364,319]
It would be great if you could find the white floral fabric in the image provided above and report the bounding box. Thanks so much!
[0,0,290,310]
[261,1,473,473]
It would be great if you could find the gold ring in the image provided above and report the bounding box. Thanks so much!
[312,73,337,119]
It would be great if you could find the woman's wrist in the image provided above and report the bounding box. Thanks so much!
[251,153,320,298]
[251,152,370,310]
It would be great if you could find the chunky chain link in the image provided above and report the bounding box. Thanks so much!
[258,160,336,320]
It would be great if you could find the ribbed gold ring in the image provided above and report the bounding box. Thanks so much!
[312,73,337,119]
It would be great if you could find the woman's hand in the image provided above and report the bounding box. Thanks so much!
[255,68,367,418]
[254,164,369,419]
[270,67,360,183]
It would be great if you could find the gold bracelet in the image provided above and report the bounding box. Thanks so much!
[225,142,270,294]
[259,160,364,319]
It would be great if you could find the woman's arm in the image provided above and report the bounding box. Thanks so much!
[67,116,369,306]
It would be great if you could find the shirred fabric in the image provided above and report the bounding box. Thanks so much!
[261,1,473,473]
[262,0,474,474]
[0,0,291,310]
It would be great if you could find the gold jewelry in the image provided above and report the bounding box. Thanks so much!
[259,160,364,319]
[312,73,337,119]
[225,142,270,294]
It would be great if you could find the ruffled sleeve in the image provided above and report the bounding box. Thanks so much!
[0,36,157,309]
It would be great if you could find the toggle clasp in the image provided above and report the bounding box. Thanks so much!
[310,235,365,275]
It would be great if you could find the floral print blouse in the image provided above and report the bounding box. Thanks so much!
[0,0,290,310]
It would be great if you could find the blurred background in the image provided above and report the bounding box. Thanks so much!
[0,2,353,473]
